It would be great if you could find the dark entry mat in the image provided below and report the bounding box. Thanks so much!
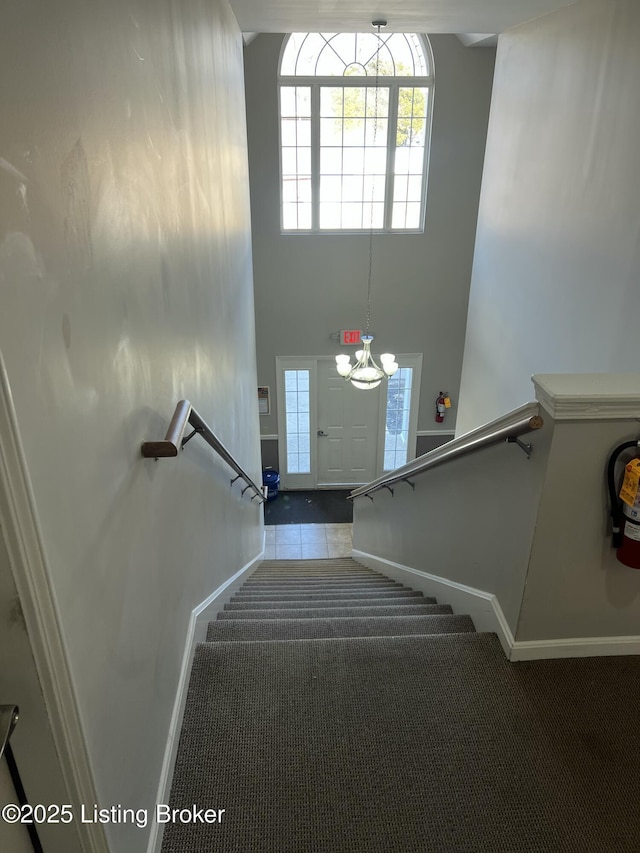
[264,490,353,525]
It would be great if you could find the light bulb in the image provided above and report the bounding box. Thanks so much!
[380,353,395,364]
[336,363,352,377]
[384,361,399,376]
[336,354,350,364]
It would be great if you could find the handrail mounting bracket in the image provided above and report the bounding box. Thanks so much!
[507,436,532,458]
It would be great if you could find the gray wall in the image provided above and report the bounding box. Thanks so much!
[245,34,495,439]
[0,1,260,851]
[457,0,640,435]
[352,414,553,635]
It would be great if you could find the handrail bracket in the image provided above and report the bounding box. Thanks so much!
[181,427,204,449]
[507,436,533,459]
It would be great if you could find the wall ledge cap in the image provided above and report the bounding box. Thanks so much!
[532,373,640,420]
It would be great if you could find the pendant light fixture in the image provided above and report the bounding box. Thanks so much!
[335,20,399,390]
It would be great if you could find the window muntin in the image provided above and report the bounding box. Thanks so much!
[279,33,433,233]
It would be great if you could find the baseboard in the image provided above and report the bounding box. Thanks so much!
[510,636,640,661]
[353,550,640,662]
[147,548,264,853]
[352,550,515,657]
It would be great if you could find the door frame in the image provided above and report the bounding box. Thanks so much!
[276,354,423,490]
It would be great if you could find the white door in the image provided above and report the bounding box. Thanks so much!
[276,355,422,489]
[316,358,380,486]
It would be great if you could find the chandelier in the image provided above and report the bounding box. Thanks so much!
[335,20,399,391]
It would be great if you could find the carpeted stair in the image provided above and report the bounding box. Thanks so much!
[162,557,640,853]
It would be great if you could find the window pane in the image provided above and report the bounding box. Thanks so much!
[343,175,363,202]
[405,202,421,229]
[321,118,342,145]
[320,147,343,174]
[383,368,413,470]
[342,203,363,228]
[298,204,312,229]
[280,32,429,78]
[342,147,366,174]
[282,148,297,176]
[282,203,298,229]
[320,175,342,201]
[319,202,342,229]
[391,202,407,229]
[284,370,311,474]
[362,202,384,229]
[280,36,431,232]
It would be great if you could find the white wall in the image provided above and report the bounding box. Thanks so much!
[245,34,495,438]
[518,418,640,642]
[0,1,261,851]
[457,0,640,435]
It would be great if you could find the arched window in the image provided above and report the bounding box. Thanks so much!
[278,32,434,233]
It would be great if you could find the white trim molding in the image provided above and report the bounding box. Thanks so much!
[353,550,640,662]
[260,434,279,441]
[148,549,264,853]
[0,354,108,852]
[352,550,515,657]
[510,636,640,661]
[532,373,640,420]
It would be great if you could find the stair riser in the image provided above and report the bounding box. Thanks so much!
[224,597,433,611]
[218,604,452,620]
[206,614,476,642]
[232,591,424,602]
[244,579,400,586]
[252,571,377,578]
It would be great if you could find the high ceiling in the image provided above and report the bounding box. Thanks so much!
[230,0,577,35]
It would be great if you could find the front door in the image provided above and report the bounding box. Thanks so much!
[316,358,380,486]
[276,355,422,490]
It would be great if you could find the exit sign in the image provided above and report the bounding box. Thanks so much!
[340,330,362,345]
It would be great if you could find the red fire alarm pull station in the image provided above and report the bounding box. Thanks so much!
[340,330,362,346]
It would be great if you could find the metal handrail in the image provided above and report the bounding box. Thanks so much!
[0,705,18,761]
[349,402,544,500]
[141,400,265,502]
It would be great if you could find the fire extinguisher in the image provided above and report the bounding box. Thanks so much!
[607,440,640,569]
[435,391,450,423]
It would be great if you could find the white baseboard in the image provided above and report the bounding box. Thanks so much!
[510,636,640,660]
[352,550,515,657]
[147,548,264,853]
[353,550,640,662]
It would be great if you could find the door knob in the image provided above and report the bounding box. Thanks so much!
[317,429,328,437]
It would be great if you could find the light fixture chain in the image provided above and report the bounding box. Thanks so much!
[366,23,382,335]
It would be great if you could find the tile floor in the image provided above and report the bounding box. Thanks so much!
[264,523,353,560]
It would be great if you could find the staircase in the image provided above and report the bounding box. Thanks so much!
[161,557,640,853]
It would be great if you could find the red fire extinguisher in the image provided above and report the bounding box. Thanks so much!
[435,391,451,423]
[607,440,640,569]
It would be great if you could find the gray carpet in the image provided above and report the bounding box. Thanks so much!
[162,558,640,853]
[206,613,476,642]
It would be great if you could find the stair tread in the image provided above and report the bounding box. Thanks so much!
[168,632,620,852]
